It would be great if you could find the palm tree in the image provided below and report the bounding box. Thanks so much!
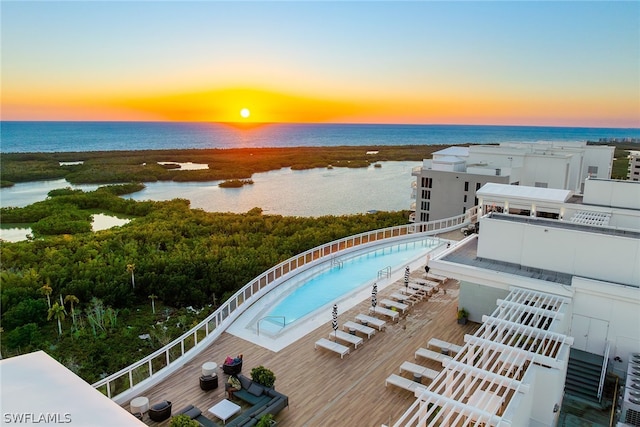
[64,295,79,327]
[39,283,53,308]
[126,264,136,289]
[48,302,66,336]
[148,294,158,314]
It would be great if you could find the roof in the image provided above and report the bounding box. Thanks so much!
[0,351,145,427]
[477,183,572,203]
[433,146,469,157]
[432,155,466,164]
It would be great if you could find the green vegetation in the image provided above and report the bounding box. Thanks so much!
[219,179,254,188]
[250,365,276,388]
[0,186,409,383]
[0,145,450,185]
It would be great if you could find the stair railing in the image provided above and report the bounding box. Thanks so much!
[597,340,611,401]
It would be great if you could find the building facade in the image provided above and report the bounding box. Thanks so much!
[410,141,614,222]
[391,178,640,426]
[628,152,640,182]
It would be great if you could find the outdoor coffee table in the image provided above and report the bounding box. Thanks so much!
[208,399,241,424]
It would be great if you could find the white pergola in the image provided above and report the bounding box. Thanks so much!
[391,287,573,427]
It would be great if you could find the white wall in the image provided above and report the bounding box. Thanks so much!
[522,156,570,189]
[571,277,640,367]
[477,216,640,287]
[583,179,640,210]
[528,364,567,426]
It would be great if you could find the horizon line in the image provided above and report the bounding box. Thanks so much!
[2,120,639,131]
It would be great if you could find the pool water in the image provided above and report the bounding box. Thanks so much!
[262,238,438,328]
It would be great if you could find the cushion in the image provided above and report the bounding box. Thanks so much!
[151,401,170,411]
[247,382,264,397]
[238,375,252,390]
[225,356,233,364]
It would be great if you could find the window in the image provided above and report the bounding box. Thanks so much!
[535,182,548,188]
[474,197,478,205]
[587,166,598,176]
[476,182,482,191]
[463,195,467,203]
[464,181,469,192]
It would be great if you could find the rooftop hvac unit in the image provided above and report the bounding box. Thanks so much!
[621,353,640,426]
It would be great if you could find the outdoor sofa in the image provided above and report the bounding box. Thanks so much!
[176,374,288,427]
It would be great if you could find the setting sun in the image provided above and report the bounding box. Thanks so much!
[240,108,250,119]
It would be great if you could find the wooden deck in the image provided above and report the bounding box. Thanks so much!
[128,269,478,427]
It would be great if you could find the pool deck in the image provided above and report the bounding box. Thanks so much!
[130,258,479,426]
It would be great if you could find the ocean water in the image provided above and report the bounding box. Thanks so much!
[2,121,639,153]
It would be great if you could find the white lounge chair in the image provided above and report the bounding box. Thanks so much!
[369,306,399,322]
[314,338,349,358]
[414,347,453,365]
[343,321,376,339]
[330,330,364,349]
[427,338,463,355]
[389,292,418,305]
[385,374,427,393]
[355,314,386,330]
[399,361,439,381]
[380,298,409,313]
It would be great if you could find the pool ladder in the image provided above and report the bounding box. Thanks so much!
[378,266,391,279]
[330,257,343,268]
[257,316,286,336]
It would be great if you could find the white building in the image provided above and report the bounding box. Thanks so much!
[628,151,640,182]
[410,141,614,222]
[391,178,640,426]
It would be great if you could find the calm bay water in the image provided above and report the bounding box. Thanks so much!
[1,162,419,216]
[2,121,639,153]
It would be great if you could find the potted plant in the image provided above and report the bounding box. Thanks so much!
[256,413,276,427]
[457,308,469,325]
[250,365,276,389]
[169,414,200,427]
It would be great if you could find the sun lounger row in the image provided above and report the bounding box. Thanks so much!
[314,338,350,358]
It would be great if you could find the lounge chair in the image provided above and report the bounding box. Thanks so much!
[427,338,463,355]
[399,361,439,381]
[380,298,409,313]
[385,374,427,393]
[343,321,375,338]
[414,347,452,365]
[314,338,349,358]
[355,314,386,330]
[389,292,419,305]
[330,330,364,349]
[369,306,399,322]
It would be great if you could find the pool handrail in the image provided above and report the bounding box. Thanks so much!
[91,208,477,403]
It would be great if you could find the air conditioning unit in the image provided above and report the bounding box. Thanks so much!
[621,353,640,426]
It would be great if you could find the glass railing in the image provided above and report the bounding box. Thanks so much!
[92,209,476,402]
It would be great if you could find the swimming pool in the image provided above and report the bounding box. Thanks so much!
[244,237,440,334]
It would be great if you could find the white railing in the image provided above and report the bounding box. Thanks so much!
[598,340,611,401]
[92,208,477,403]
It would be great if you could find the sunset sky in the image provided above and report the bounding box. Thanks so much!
[2,1,639,127]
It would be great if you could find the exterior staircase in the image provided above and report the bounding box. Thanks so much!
[564,348,604,403]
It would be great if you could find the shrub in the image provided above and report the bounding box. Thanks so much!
[250,365,276,388]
